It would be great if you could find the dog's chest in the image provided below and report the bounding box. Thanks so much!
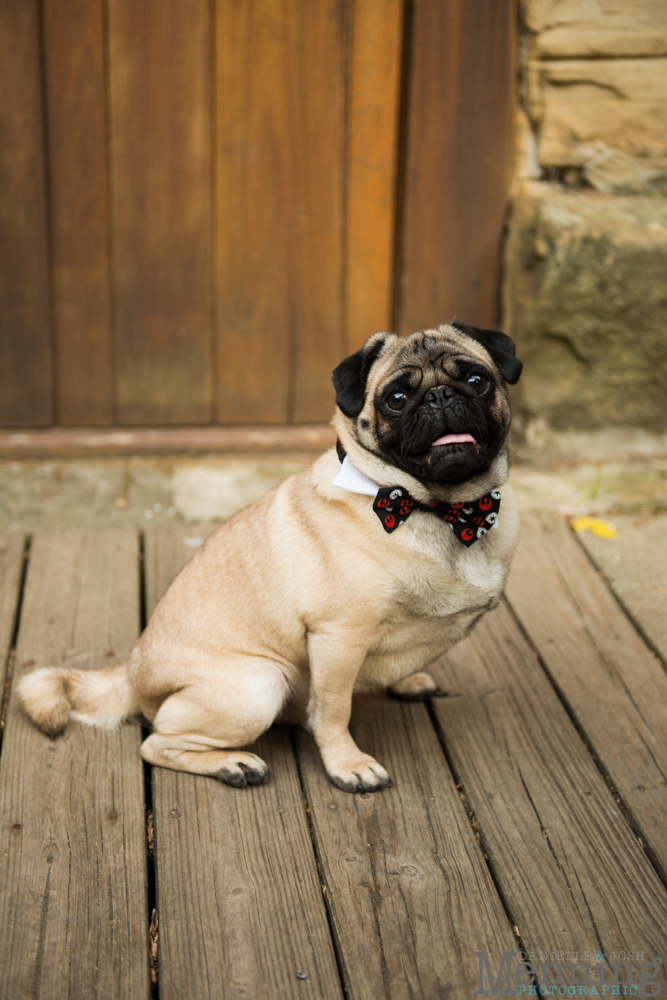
[386,518,508,616]
[359,554,501,685]
[389,554,502,623]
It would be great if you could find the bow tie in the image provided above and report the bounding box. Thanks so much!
[372,485,501,545]
[333,442,500,546]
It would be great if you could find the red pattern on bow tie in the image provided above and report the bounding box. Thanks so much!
[372,487,501,546]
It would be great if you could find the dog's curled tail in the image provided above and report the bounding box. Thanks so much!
[18,664,140,737]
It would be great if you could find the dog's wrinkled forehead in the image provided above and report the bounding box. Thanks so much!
[400,327,491,367]
[372,327,492,391]
[332,323,520,420]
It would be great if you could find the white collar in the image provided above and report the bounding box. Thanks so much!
[333,455,379,496]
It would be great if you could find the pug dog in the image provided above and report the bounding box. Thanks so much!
[19,322,522,794]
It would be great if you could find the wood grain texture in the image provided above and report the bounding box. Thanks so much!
[430,601,667,962]
[0,530,149,998]
[215,0,345,424]
[397,0,516,334]
[345,0,403,352]
[43,0,113,426]
[109,0,212,424]
[0,0,53,426]
[296,697,516,999]
[0,534,24,682]
[505,512,667,879]
[143,526,341,1000]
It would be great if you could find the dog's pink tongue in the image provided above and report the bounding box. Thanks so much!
[432,432,477,446]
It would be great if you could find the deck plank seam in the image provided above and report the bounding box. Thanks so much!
[571,526,667,676]
[0,534,31,753]
[139,528,160,999]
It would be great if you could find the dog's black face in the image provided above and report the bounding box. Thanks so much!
[373,349,507,485]
[332,323,522,487]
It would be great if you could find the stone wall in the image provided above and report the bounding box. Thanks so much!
[504,1,667,443]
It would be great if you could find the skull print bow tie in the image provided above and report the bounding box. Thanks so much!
[372,486,501,545]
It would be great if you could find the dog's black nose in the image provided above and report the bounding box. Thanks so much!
[425,385,456,406]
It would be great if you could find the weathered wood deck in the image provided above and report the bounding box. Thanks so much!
[1,514,666,999]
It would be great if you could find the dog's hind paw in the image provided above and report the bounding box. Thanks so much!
[216,753,272,788]
[388,671,449,701]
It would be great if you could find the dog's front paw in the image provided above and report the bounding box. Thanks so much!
[327,756,394,794]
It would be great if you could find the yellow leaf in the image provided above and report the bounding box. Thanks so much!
[571,515,618,539]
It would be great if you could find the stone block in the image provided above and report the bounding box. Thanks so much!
[524,0,606,33]
[503,182,667,432]
[527,58,667,166]
[525,0,667,56]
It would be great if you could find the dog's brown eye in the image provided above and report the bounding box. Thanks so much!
[387,392,407,410]
[467,373,489,395]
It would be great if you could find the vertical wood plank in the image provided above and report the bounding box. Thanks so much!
[0,0,53,426]
[109,0,212,425]
[215,0,345,425]
[144,527,341,1000]
[0,531,149,998]
[43,0,113,426]
[296,698,517,999]
[345,0,404,352]
[397,0,516,335]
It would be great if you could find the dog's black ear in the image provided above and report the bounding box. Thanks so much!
[332,335,390,417]
[452,321,523,385]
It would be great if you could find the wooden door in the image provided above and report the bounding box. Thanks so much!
[0,0,516,429]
